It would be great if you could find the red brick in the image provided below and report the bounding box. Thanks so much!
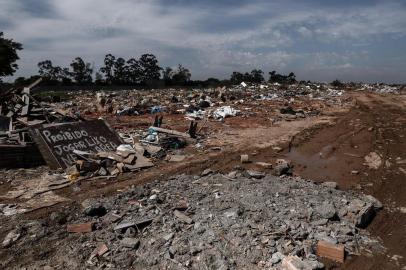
[316,240,345,263]
[67,222,93,233]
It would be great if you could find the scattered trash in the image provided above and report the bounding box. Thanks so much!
[0,79,399,269]
[2,230,21,248]
[241,154,250,163]
[213,106,240,121]
[364,152,382,169]
[151,106,164,114]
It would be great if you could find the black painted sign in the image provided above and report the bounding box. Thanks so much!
[30,120,123,169]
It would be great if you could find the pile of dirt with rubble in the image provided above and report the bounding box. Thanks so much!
[1,172,384,269]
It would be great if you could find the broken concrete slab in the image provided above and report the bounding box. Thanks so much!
[246,170,265,179]
[240,154,250,163]
[364,152,382,169]
[255,162,273,169]
[121,238,140,249]
[20,192,69,211]
[281,255,314,270]
[2,230,21,248]
[174,210,193,224]
[321,181,338,189]
[167,154,186,162]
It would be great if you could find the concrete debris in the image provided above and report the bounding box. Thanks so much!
[241,154,250,163]
[167,154,186,162]
[1,80,402,269]
[65,143,154,179]
[0,204,27,216]
[281,255,316,270]
[2,230,21,248]
[255,162,273,168]
[274,159,293,176]
[0,80,357,170]
[0,78,81,168]
[364,152,382,169]
[201,168,213,176]
[321,182,338,189]
[246,170,266,179]
[174,210,193,224]
[315,201,337,220]
[120,238,140,249]
[4,172,384,269]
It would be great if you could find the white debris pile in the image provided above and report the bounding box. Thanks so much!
[185,110,206,120]
[360,84,402,94]
[213,106,240,121]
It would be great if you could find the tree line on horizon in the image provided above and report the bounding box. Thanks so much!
[1,31,300,89]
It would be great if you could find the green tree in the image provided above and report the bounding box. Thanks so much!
[163,66,173,82]
[127,58,142,84]
[250,69,264,83]
[269,70,296,84]
[139,54,161,83]
[70,57,93,84]
[0,32,23,82]
[60,67,72,84]
[95,72,103,85]
[99,54,116,84]
[14,76,28,87]
[230,71,244,84]
[243,72,252,82]
[38,60,62,81]
[113,57,127,84]
[172,64,191,85]
[331,79,344,87]
[287,72,296,83]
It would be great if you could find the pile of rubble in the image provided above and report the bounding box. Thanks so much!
[359,84,404,94]
[66,144,154,180]
[58,81,351,121]
[65,123,197,179]
[2,170,384,269]
[0,78,79,146]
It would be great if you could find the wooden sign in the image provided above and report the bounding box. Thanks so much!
[30,120,123,169]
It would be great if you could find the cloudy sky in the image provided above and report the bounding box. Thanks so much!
[1,0,406,83]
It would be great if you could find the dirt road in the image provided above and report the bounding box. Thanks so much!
[282,92,406,269]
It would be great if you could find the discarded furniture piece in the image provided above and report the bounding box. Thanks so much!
[30,120,123,169]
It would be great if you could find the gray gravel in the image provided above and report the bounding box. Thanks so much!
[1,173,385,269]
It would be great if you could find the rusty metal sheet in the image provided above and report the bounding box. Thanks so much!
[29,120,123,169]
